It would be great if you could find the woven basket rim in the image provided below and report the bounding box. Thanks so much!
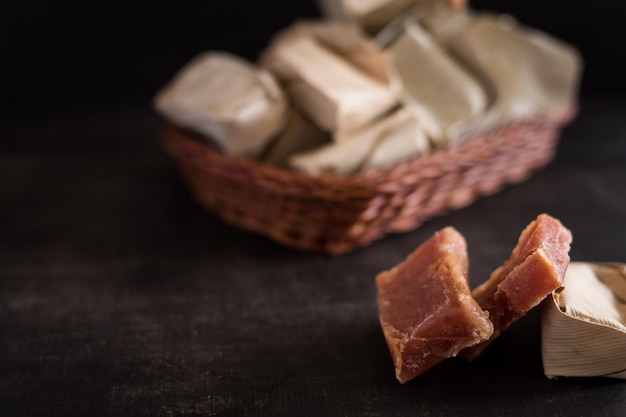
[163,104,577,186]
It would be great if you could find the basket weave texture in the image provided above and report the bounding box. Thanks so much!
[162,106,576,255]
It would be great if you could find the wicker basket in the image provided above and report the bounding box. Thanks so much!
[162,105,576,255]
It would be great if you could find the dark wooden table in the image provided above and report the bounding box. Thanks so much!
[1,96,625,416]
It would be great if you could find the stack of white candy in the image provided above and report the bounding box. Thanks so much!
[154,0,582,177]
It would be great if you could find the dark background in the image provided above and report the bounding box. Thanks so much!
[2,0,625,117]
[2,2,626,416]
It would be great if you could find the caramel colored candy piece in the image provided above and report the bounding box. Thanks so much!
[461,214,572,360]
[376,227,494,383]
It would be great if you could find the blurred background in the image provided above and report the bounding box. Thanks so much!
[1,0,624,120]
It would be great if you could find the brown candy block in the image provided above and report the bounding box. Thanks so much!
[461,214,572,360]
[376,227,493,383]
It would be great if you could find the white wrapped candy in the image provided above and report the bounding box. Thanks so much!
[289,108,429,176]
[262,110,330,169]
[261,21,399,134]
[542,262,626,379]
[388,21,487,145]
[318,0,466,34]
[154,52,288,157]
[318,0,416,34]
[447,14,582,130]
